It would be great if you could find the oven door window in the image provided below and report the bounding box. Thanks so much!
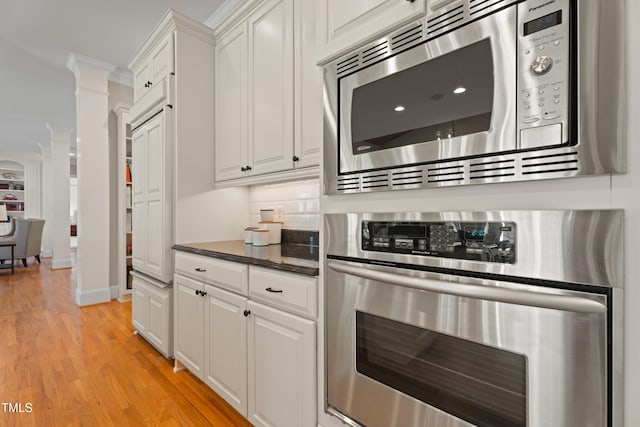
[350,39,493,155]
[356,311,526,427]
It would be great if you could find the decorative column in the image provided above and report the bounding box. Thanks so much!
[50,131,72,269]
[41,145,53,257]
[66,53,115,305]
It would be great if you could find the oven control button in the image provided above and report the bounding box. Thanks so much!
[544,113,561,120]
[531,56,554,75]
[523,117,540,124]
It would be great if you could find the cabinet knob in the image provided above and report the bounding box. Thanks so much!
[147,80,152,86]
[241,166,246,172]
[201,291,207,297]
[246,165,252,171]
[292,156,299,162]
[144,83,149,88]
[243,310,251,317]
[265,287,283,293]
[195,268,206,272]
[195,290,201,296]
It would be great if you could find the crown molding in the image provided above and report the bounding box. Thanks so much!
[109,68,134,87]
[128,9,215,70]
[205,0,248,30]
[112,103,131,117]
[66,52,116,75]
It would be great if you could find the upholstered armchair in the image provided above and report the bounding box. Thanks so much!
[0,217,16,237]
[0,218,45,267]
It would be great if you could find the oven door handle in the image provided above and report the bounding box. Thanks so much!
[327,261,606,314]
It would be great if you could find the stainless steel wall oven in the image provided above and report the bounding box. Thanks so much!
[325,210,623,427]
[323,0,625,194]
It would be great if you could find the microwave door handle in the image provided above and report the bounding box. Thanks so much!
[327,261,606,314]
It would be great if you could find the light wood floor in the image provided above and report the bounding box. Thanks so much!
[0,255,253,427]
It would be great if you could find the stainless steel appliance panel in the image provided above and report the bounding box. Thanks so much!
[325,259,610,427]
[323,0,626,194]
[325,210,623,288]
[338,7,517,174]
[324,210,623,427]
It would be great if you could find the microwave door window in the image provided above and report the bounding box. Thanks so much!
[350,39,494,155]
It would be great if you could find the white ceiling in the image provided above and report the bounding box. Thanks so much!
[0,0,227,153]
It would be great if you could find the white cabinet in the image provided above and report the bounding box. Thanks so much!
[215,23,248,182]
[205,285,248,415]
[316,0,426,64]
[247,300,316,427]
[173,252,317,426]
[132,272,173,358]
[214,0,321,185]
[248,0,295,177]
[131,110,173,284]
[174,273,205,378]
[133,33,174,103]
[130,9,215,359]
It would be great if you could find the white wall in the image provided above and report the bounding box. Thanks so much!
[174,187,250,244]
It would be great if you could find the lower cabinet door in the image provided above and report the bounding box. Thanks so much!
[132,275,173,357]
[205,285,249,416]
[132,281,149,334]
[247,300,316,427]
[174,274,205,379]
[146,285,173,357]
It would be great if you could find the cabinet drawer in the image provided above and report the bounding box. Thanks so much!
[175,251,248,295]
[249,266,317,318]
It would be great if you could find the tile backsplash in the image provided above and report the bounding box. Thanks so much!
[248,179,320,230]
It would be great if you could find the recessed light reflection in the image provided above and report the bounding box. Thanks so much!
[394,105,405,112]
[453,87,467,94]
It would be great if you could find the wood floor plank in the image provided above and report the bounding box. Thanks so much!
[0,255,253,427]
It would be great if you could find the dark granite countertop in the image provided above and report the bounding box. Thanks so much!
[173,241,320,277]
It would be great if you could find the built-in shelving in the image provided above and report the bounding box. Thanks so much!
[0,164,26,222]
[115,104,133,301]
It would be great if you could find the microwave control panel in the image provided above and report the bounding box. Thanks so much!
[362,221,517,264]
[517,0,570,150]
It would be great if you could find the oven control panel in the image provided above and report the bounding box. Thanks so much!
[362,220,516,264]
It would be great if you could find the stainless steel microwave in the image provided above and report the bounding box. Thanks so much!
[323,0,625,195]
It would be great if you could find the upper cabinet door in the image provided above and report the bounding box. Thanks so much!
[132,32,175,102]
[248,0,295,176]
[150,33,174,88]
[316,0,426,64]
[294,0,322,169]
[133,62,151,103]
[215,22,249,182]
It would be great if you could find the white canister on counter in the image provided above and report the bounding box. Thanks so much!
[259,221,282,244]
[259,209,275,222]
[252,229,270,246]
[244,227,257,244]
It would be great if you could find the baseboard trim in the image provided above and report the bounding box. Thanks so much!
[41,249,53,258]
[75,287,111,306]
[51,258,72,269]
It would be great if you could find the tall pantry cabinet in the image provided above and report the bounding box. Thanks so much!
[128,9,215,358]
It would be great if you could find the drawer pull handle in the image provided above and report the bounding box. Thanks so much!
[265,287,283,293]
[195,268,206,272]
[243,310,251,317]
